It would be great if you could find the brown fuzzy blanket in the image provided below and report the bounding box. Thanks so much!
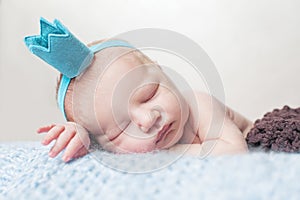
[246,105,300,153]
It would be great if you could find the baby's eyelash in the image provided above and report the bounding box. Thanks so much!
[143,84,159,102]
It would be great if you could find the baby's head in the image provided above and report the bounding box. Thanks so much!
[25,18,190,154]
[58,40,190,153]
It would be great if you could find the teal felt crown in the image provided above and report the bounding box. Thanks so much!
[24,17,94,78]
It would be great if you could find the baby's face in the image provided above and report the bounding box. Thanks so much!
[92,52,189,153]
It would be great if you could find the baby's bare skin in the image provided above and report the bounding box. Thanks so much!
[169,91,252,156]
[37,92,252,161]
[37,45,253,162]
[37,122,90,162]
[37,90,252,161]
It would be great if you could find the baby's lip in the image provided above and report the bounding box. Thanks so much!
[155,123,172,144]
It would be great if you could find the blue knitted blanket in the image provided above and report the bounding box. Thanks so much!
[1,142,300,200]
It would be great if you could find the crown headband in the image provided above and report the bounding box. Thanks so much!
[24,17,134,119]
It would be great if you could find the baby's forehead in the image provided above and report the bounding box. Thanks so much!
[92,48,144,72]
[94,54,161,91]
[111,52,143,67]
[94,49,158,77]
[84,47,163,97]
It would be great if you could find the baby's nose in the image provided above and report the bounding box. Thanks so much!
[139,110,161,133]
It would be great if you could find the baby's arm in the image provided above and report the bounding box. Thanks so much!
[201,118,249,156]
[168,122,248,157]
[168,119,248,157]
[196,92,249,155]
[37,122,90,162]
[169,92,250,156]
[225,106,253,138]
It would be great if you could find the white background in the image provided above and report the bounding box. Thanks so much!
[0,0,299,141]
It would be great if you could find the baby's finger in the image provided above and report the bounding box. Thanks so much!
[42,125,65,145]
[62,135,88,162]
[72,146,89,159]
[49,128,76,158]
[37,124,56,134]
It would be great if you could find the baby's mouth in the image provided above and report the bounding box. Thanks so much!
[155,123,172,144]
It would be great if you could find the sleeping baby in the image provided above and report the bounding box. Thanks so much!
[25,18,253,162]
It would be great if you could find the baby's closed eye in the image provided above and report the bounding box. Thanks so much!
[131,83,159,103]
[141,84,159,103]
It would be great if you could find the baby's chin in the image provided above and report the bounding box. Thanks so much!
[108,141,170,154]
[155,129,184,150]
[102,129,184,154]
[111,145,157,154]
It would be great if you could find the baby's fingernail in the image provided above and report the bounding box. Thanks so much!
[48,151,55,157]
[62,155,70,162]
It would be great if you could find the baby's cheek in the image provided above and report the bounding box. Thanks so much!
[118,138,157,153]
[168,98,186,119]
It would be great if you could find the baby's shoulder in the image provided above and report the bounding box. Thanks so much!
[182,90,214,120]
[182,90,226,134]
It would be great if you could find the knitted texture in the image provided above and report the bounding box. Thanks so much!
[246,105,300,152]
[24,18,94,78]
[1,142,300,200]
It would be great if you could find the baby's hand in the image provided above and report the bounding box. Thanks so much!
[37,122,90,162]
